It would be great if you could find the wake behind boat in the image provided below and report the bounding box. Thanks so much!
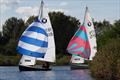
[17,0,56,71]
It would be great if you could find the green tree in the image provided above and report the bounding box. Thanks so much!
[2,17,25,42]
[25,16,36,26]
[49,12,80,55]
[2,17,25,55]
[113,19,120,38]
[90,19,120,80]
[96,19,120,48]
[94,19,112,37]
[25,12,80,56]
[90,38,120,80]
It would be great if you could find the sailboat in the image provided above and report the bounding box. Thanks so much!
[17,0,55,71]
[67,7,97,69]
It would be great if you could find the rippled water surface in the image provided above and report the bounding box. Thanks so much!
[0,66,94,80]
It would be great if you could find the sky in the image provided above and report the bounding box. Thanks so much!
[0,0,120,31]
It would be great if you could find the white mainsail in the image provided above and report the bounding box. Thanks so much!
[83,7,97,60]
[37,1,56,62]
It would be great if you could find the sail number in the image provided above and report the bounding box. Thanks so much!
[89,30,95,39]
[45,28,54,36]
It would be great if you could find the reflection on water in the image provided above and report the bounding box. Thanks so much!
[0,66,94,80]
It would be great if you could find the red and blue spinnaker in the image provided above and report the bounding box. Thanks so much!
[67,25,91,60]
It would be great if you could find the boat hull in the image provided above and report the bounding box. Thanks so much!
[71,64,89,70]
[19,65,51,71]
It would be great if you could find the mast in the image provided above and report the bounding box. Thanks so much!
[38,0,44,19]
[83,6,88,25]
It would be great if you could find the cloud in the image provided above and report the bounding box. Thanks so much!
[15,6,69,22]
[16,6,69,16]
[49,9,69,13]
[0,0,20,5]
[59,2,68,6]
[16,6,39,22]
[16,6,39,16]
[0,0,20,13]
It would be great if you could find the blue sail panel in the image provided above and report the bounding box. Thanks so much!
[17,47,45,58]
[26,26,47,36]
[20,36,48,47]
[17,18,48,58]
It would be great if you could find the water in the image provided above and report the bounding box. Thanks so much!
[0,66,94,80]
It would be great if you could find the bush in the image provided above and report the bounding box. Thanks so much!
[90,38,120,80]
[55,55,71,65]
[116,59,120,79]
[0,55,20,66]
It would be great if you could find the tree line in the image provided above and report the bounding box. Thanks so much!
[0,12,120,57]
[0,12,80,56]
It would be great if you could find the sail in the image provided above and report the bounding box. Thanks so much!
[67,25,91,60]
[67,7,97,60]
[17,17,48,58]
[19,55,36,66]
[37,1,56,62]
[71,55,84,64]
[83,7,97,60]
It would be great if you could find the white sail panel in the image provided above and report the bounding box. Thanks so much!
[37,48,55,62]
[18,41,47,53]
[71,55,84,64]
[83,7,97,60]
[22,31,48,42]
[37,2,55,62]
[19,55,36,66]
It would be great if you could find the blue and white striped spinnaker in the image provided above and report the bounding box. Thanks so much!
[17,18,48,58]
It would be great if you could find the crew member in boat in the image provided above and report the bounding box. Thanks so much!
[42,62,50,69]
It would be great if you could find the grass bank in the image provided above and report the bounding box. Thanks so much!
[0,54,71,66]
[0,55,20,66]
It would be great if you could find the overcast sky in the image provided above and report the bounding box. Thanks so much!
[0,0,120,31]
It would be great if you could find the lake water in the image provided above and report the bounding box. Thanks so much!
[0,66,94,80]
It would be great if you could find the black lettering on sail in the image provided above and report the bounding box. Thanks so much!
[87,22,92,27]
[42,18,47,23]
[25,60,31,62]
[46,28,52,32]
[74,58,80,60]
[89,30,95,38]
[45,28,53,36]
[93,46,97,50]
[48,32,53,36]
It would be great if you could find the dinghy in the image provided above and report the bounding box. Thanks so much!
[17,0,55,71]
[67,7,97,70]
